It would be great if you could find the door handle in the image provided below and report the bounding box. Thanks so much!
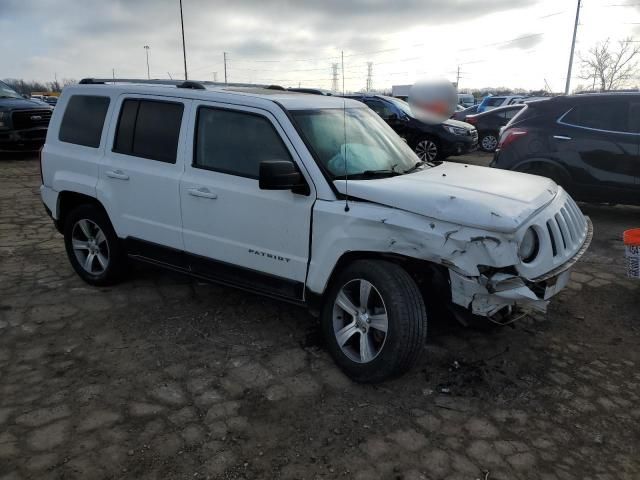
[105,169,129,180]
[553,135,572,141]
[188,187,218,199]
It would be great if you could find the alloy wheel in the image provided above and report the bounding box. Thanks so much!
[482,135,498,151]
[415,140,438,162]
[332,279,389,363]
[71,219,110,275]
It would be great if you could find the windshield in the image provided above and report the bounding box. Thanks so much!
[292,107,423,179]
[0,81,21,99]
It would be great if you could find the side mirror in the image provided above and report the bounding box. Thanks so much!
[259,160,309,195]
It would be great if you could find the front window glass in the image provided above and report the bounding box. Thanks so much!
[0,81,21,99]
[291,107,423,179]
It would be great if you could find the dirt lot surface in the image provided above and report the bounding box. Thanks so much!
[1,153,639,480]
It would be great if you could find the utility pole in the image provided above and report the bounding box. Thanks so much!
[456,65,461,90]
[331,63,339,92]
[144,45,150,79]
[565,0,581,95]
[112,68,115,80]
[223,52,228,84]
[213,72,218,82]
[179,0,188,80]
[341,51,345,95]
[366,62,373,91]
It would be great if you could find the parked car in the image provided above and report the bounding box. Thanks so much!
[0,80,53,152]
[451,104,479,121]
[344,94,477,161]
[492,93,640,206]
[43,96,58,107]
[465,104,525,152]
[457,93,475,108]
[477,95,525,113]
[40,79,591,382]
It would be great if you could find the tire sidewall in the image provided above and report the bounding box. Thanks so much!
[321,261,424,382]
[63,205,124,286]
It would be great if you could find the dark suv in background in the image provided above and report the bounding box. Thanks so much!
[344,94,477,161]
[0,80,53,152]
[492,93,640,205]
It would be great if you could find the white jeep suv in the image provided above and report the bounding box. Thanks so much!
[40,79,592,383]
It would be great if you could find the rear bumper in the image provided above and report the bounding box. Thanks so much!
[0,128,47,152]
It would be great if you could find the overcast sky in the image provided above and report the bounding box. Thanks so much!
[2,0,640,92]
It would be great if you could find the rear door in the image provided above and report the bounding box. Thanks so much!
[555,98,639,203]
[98,95,191,252]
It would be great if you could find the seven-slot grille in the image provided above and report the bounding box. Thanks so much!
[11,109,52,130]
[545,196,587,258]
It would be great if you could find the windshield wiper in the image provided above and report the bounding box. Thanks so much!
[333,168,401,180]
[404,161,426,173]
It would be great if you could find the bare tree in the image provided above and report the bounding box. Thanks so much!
[579,37,640,92]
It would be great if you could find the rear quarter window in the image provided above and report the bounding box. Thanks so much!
[58,95,110,148]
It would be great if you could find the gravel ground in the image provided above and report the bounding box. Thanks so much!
[0,153,639,480]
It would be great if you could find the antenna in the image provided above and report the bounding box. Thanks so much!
[342,50,349,213]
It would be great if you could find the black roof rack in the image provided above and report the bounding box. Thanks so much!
[77,78,271,90]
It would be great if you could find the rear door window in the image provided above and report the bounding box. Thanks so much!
[561,101,630,133]
[113,99,184,163]
[59,95,110,148]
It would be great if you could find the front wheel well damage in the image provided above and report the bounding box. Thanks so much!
[308,251,452,318]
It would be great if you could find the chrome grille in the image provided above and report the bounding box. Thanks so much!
[545,197,587,259]
[11,109,52,130]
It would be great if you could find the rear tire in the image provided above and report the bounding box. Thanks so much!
[63,204,128,286]
[321,260,427,383]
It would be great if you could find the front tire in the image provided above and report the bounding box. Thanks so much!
[321,260,427,383]
[63,204,128,286]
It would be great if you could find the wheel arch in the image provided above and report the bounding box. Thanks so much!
[56,191,109,234]
[512,158,572,186]
[306,250,451,315]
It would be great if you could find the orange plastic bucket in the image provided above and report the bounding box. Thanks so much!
[623,228,640,279]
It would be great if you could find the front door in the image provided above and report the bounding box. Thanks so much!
[179,102,315,300]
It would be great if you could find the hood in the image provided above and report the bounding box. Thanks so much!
[0,97,51,110]
[334,162,558,233]
[443,118,474,130]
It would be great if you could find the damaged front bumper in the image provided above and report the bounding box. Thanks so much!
[449,269,572,317]
[448,217,592,318]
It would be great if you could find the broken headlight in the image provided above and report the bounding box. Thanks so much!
[519,227,539,263]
